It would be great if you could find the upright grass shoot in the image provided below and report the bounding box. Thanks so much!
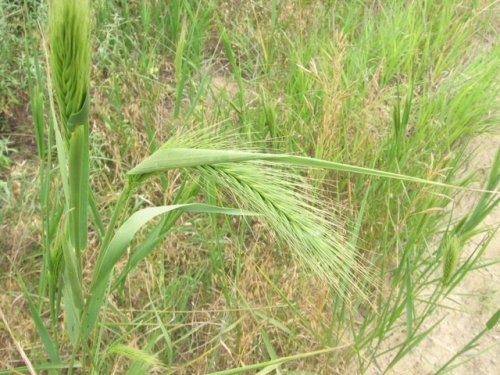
[49,0,90,253]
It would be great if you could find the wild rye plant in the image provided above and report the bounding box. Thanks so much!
[22,0,498,373]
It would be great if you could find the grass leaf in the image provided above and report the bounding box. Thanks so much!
[82,204,255,338]
[16,274,60,364]
[128,148,497,194]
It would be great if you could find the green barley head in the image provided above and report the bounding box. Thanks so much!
[161,130,371,297]
[49,0,91,137]
[442,235,461,286]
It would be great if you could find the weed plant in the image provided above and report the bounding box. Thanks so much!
[0,0,499,374]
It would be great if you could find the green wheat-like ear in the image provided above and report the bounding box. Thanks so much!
[159,130,371,296]
[442,235,461,286]
[49,0,90,136]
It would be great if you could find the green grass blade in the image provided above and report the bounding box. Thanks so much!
[114,180,199,288]
[94,204,255,291]
[486,308,500,330]
[205,347,345,375]
[173,16,187,118]
[16,274,60,364]
[68,124,89,252]
[62,279,81,347]
[128,148,497,194]
[220,27,245,121]
[82,204,255,339]
[113,219,165,287]
[386,317,445,369]
[51,93,70,209]
[435,309,500,374]
[60,236,84,310]
[89,189,105,240]
[0,363,81,375]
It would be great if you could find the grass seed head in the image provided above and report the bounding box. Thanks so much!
[442,235,461,286]
[164,130,371,297]
[49,0,90,137]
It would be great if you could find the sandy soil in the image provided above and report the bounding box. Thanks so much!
[372,135,500,374]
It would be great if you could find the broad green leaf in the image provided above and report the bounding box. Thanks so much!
[128,148,497,193]
[82,204,255,339]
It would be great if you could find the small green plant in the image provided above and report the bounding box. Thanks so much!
[0,137,16,168]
